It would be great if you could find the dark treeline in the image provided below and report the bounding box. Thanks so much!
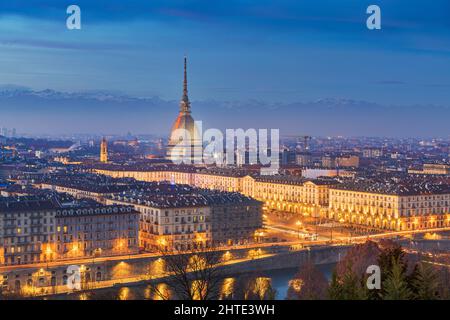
[287,240,450,300]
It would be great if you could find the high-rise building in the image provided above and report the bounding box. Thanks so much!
[166,57,202,164]
[100,137,108,163]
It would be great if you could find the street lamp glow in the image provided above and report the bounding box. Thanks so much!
[157,237,167,247]
[45,246,53,256]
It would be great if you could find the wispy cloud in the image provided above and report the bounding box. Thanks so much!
[375,80,406,85]
[0,38,132,51]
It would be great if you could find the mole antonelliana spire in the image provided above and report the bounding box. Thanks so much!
[180,56,191,114]
[166,57,202,164]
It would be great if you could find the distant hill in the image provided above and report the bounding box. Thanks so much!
[0,86,449,138]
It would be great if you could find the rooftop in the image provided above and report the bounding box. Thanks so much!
[0,198,60,213]
[55,204,136,217]
[0,196,137,216]
[109,188,261,209]
[251,174,338,186]
[332,180,450,196]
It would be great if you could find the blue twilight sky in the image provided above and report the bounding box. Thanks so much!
[0,0,449,104]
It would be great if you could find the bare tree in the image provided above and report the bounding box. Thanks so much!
[287,262,328,300]
[150,243,224,300]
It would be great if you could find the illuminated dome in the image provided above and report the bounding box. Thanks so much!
[169,113,200,141]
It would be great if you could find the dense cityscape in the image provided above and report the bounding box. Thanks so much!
[0,58,449,300]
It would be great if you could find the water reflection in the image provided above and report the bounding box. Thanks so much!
[245,277,273,300]
[149,283,171,300]
[118,287,131,300]
[79,292,90,300]
[64,264,335,300]
[191,279,208,300]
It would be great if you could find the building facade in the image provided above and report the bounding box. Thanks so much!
[328,183,450,231]
[106,193,211,252]
[94,167,336,217]
[242,175,335,217]
[106,187,262,251]
[0,198,139,266]
[54,205,139,259]
[0,199,57,265]
[94,166,450,231]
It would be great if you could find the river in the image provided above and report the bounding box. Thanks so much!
[56,263,336,300]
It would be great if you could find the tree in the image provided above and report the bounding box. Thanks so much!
[340,265,368,300]
[435,254,450,300]
[336,240,380,279]
[150,243,223,300]
[378,240,407,278]
[287,262,328,300]
[329,240,382,300]
[411,262,440,300]
[328,270,341,300]
[437,268,450,300]
[328,264,368,300]
[382,257,412,300]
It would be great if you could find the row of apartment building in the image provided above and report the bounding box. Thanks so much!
[106,190,262,251]
[93,167,335,216]
[1,177,263,265]
[93,166,450,231]
[0,198,139,266]
[329,182,450,231]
